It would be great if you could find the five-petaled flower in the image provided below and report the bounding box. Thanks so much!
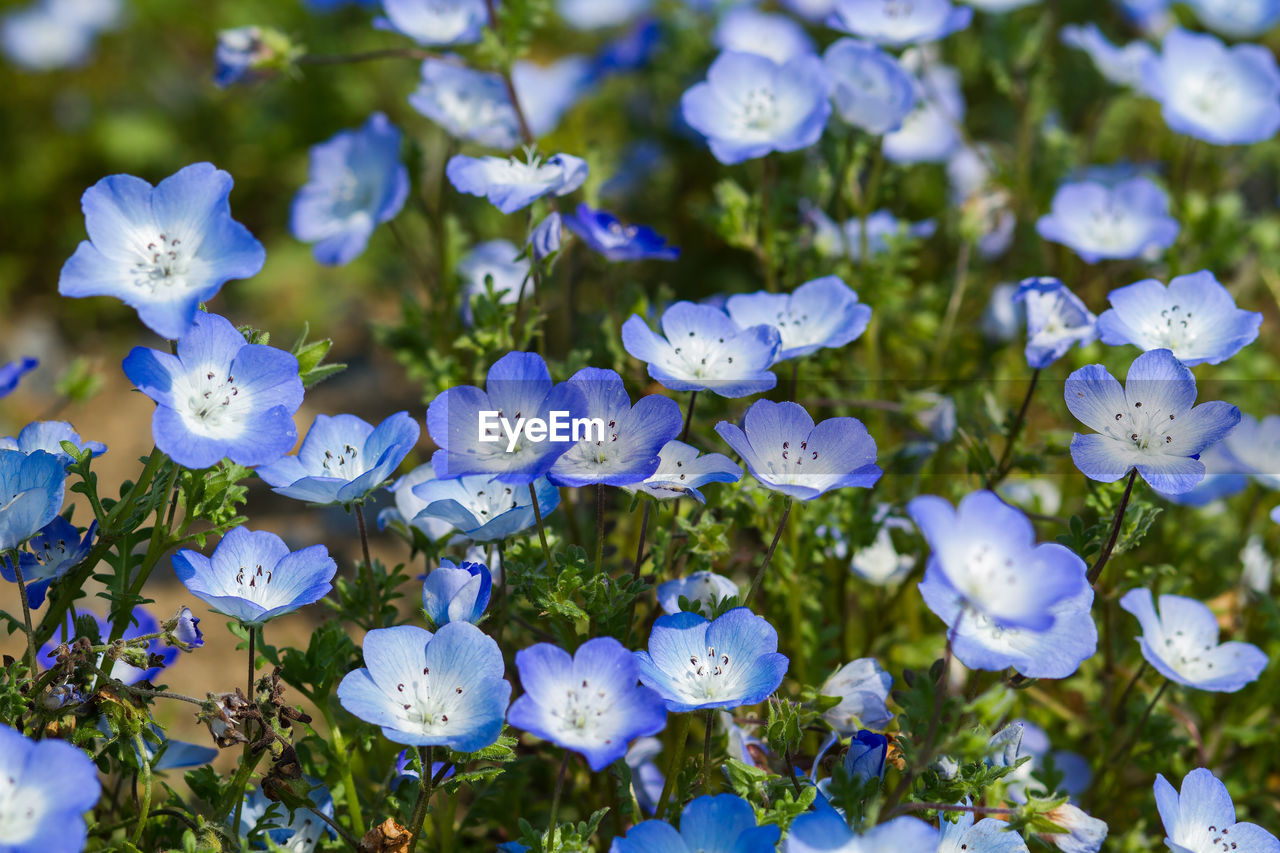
[507,636,667,770]
[563,204,680,262]
[612,794,781,853]
[621,440,742,503]
[422,558,492,627]
[1,516,96,608]
[172,527,337,625]
[413,474,562,542]
[1013,277,1098,369]
[0,449,66,553]
[1154,767,1280,853]
[58,163,266,340]
[827,0,973,47]
[1065,348,1241,494]
[1036,176,1180,264]
[0,723,101,853]
[725,276,872,363]
[447,152,588,215]
[0,420,106,466]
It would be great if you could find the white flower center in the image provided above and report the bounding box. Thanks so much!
[549,677,617,737]
[131,233,190,292]
[674,643,739,702]
[391,668,465,733]
[760,438,822,485]
[175,365,251,438]
[319,442,367,477]
[669,330,735,380]
[465,484,520,520]
[1160,628,1221,683]
[1107,400,1179,453]
[0,772,45,844]
[231,561,285,607]
[736,87,780,133]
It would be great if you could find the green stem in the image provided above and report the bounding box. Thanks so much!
[679,391,698,443]
[595,483,606,575]
[1087,469,1138,586]
[529,483,554,569]
[322,707,366,837]
[10,555,38,676]
[743,498,793,608]
[546,750,571,837]
[930,241,972,376]
[654,713,691,819]
[297,47,431,65]
[859,140,885,276]
[986,368,1041,489]
[131,732,153,846]
[482,0,535,145]
[221,746,264,828]
[407,746,436,853]
[702,711,716,795]
[355,504,380,629]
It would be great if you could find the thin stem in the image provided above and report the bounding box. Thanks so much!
[631,501,651,582]
[1112,660,1149,723]
[546,750,571,835]
[131,732,153,846]
[247,624,257,701]
[889,802,1017,818]
[595,483,606,574]
[679,391,698,443]
[297,47,431,65]
[355,504,380,629]
[482,0,535,145]
[986,368,1041,489]
[10,557,38,676]
[222,746,265,829]
[654,713,691,819]
[859,140,885,277]
[1088,469,1138,586]
[529,483,554,569]
[311,806,363,851]
[322,707,366,837]
[407,746,435,853]
[702,711,716,795]
[1096,679,1170,802]
[743,498,793,608]
[930,241,973,376]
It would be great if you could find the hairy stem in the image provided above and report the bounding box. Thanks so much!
[1088,469,1138,586]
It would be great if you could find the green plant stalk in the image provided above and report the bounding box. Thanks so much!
[529,483,554,569]
[1088,469,1139,586]
[743,498,794,608]
[131,731,153,846]
[702,711,716,796]
[321,706,366,837]
[8,553,38,676]
[654,713,692,819]
[546,750,571,837]
[407,746,436,853]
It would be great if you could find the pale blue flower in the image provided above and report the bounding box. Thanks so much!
[378,464,456,541]
[1012,277,1098,369]
[1141,28,1280,146]
[622,302,780,398]
[725,276,871,362]
[0,449,65,553]
[635,607,788,712]
[883,62,965,163]
[1119,588,1267,692]
[827,0,973,46]
[821,658,893,732]
[1155,768,1280,853]
[1,516,95,608]
[822,39,916,135]
[239,780,335,852]
[1036,176,1179,263]
[337,622,511,750]
[1097,271,1262,366]
[563,205,680,261]
[558,0,651,29]
[257,412,420,506]
[1066,349,1241,494]
[508,637,667,770]
[530,212,562,260]
[409,60,521,148]
[512,55,594,138]
[59,163,266,340]
[0,357,36,397]
[1222,414,1280,490]
[1,0,120,71]
[714,9,815,64]
[657,571,739,615]
[173,527,337,625]
[938,802,1031,853]
[612,794,780,853]
[1187,0,1280,38]
[447,152,588,214]
[413,474,561,542]
[681,51,831,165]
[459,239,532,325]
[1060,23,1155,89]
[377,0,486,46]
[422,558,491,626]
[0,723,100,853]
[291,112,410,266]
[784,812,938,853]
[0,421,106,465]
[716,400,881,500]
[622,440,741,503]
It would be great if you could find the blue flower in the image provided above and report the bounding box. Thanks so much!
[512,56,595,138]
[564,204,679,261]
[214,26,271,88]
[1065,349,1241,494]
[1141,28,1280,146]
[625,737,666,815]
[716,400,881,501]
[804,204,936,259]
[0,357,37,397]
[41,606,179,685]
[508,637,666,770]
[1221,413,1280,490]
[408,59,521,149]
[547,367,682,487]
[1119,588,1267,692]
[422,559,492,626]
[938,802,1031,853]
[0,420,106,465]
[169,605,204,649]
[1040,805,1109,853]
[909,491,1090,633]
[240,780,335,852]
[827,0,972,46]
[337,622,511,751]
[0,723,100,853]
[173,527,336,625]
[613,794,780,853]
[783,0,838,20]
[530,212,562,260]
[448,152,587,215]
[820,658,893,732]
[622,440,741,503]
[1,517,96,608]
[59,163,266,340]
[426,351,586,483]
[635,607,788,712]
[558,0,651,29]
[884,62,965,163]
[1187,0,1280,37]
[1156,439,1249,507]
[1155,768,1280,853]
[594,19,662,74]
[622,302,779,398]
[392,750,456,789]
[0,449,65,553]
[378,464,457,541]
[257,412,420,506]
[822,39,916,135]
[1097,271,1262,366]
[1060,23,1155,89]
[291,112,410,266]
[145,729,218,771]
[824,508,916,586]
[458,239,532,325]
[1000,721,1092,804]
[681,51,831,165]
[1,0,120,72]
[1036,176,1179,263]
[784,812,938,853]
[122,311,304,470]
[377,0,485,45]
[714,9,815,64]
[967,0,1040,10]
[726,276,871,362]
[1012,276,1098,369]
[844,730,889,783]
[413,474,561,542]
[657,571,739,615]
